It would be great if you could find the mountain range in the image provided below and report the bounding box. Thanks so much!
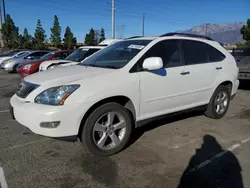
[178,22,245,44]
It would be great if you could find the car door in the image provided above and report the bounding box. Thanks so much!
[181,40,223,105]
[137,39,196,120]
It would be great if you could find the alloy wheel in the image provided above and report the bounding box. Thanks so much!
[92,112,126,150]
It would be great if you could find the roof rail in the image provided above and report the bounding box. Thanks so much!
[126,36,143,39]
[160,32,213,41]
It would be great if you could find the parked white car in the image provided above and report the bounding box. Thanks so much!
[10,33,239,156]
[39,46,104,71]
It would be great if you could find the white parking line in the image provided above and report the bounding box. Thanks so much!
[186,137,250,175]
[0,167,8,188]
[0,110,9,113]
[7,138,51,150]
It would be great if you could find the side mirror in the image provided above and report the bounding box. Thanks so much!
[142,57,163,71]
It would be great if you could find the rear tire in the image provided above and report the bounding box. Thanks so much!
[81,102,133,156]
[205,85,230,119]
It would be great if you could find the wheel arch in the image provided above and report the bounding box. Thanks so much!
[78,95,137,137]
[217,80,233,94]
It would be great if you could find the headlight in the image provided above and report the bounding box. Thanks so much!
[35,85,80,105]
[23,64,34,70]
[6,59,14,63]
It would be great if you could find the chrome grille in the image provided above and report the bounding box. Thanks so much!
[16,81,40,98]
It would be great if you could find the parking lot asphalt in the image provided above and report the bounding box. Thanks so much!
[1,69,250,188]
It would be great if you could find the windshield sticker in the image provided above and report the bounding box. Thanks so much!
[81,49,89,51]
[128,44,145,50]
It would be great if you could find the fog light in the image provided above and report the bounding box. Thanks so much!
[40,121,60,128]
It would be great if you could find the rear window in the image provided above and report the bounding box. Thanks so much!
[206,44,226,62]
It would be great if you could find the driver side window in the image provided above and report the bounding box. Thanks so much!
[135,39,183,71]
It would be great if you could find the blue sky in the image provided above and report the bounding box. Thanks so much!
[5,0,250,42]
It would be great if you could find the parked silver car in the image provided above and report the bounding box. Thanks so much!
[1,50,51,72]
[0,51,30,65]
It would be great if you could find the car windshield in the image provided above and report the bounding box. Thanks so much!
[39,52,54,60]
[65,48,88,62]
[80,40,152,69]
[14,52,29,58]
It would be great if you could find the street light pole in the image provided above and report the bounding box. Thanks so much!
[112,0,115,39]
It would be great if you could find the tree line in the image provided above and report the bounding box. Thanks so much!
[1,14,106,50]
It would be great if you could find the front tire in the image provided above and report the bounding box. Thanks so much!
[12,64,19,73]
[81,102,133,156]
[205,85,230,119]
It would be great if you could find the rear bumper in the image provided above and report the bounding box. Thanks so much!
[232,79,240,98]
[238,72,250,80]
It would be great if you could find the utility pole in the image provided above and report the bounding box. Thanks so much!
[116,25,125,39]
[0,1,3,48]
[2,0,5,22]
[111,0,115,39]
[142,14,145,36]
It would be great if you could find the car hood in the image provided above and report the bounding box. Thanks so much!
[22,60,43,66]
[43,59,75,66]
[25,65,116,86]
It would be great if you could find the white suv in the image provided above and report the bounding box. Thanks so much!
[10,33,239,156]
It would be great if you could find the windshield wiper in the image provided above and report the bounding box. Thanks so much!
[84,64,118,69]
[84,63,99,67]
[100,65,118,69]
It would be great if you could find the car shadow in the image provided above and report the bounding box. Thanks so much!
[128,107,205,147]
[177,135,244,188]
[239,80,250,90]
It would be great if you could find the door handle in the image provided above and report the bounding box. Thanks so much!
[180,71,190,75]
[216,67,222,70]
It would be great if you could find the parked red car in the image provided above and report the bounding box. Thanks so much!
[18,50,73,78]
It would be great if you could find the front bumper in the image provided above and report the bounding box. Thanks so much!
[10,95,92,138]
[18,72,29,78]
[1,62,14,71]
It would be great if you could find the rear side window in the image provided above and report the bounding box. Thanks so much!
[55,52,69,60]
[206,44,225,62]
[182,40,208,65]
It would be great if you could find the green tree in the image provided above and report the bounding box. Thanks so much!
[240,19,250,47]
[20,28,33,49]
[34,19,47,49]
[100,27,106,43]
[63,26,74,49]
[1,14,20,49]
[84,28,96,45]
[72,37,77,47]
[50,15,61,48]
